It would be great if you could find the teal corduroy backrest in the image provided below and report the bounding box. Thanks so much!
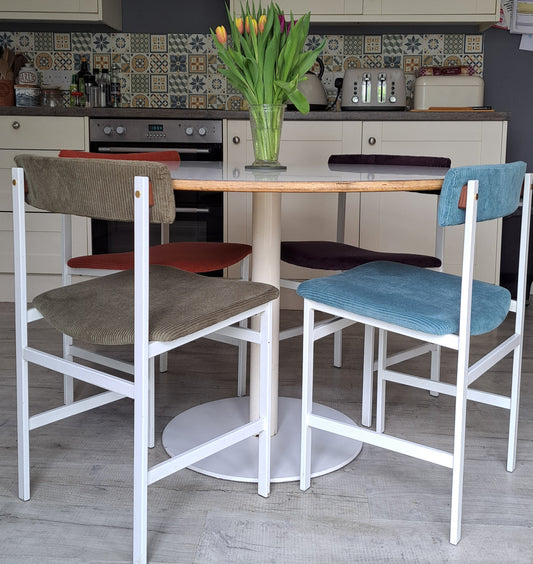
[437,162,527,227]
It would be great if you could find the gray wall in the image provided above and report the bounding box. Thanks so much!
[122,1,228,33]
[483,27,532,165]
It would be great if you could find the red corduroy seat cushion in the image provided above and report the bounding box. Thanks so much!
[68,242,252,273]
[58,150,180,163]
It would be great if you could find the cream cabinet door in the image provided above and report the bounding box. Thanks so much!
[0,116,89,301]
[230,0,363,17]
[231,0,498,22]
[358,120,507,283]
[0,0,122,28]
[225,120,362,287]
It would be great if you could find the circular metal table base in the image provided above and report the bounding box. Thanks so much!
[162,396,363,483]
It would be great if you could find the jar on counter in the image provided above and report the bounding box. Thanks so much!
[17,63,40,86]
[41,88,64,107]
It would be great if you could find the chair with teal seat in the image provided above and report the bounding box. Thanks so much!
[12,155,277,563]
[281,153,450,426]
[298,162,531,544]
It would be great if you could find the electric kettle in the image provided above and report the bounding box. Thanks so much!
[292,57,328,110]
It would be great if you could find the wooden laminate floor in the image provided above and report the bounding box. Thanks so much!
[0,302,532,563]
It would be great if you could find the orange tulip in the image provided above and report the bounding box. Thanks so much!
[236,17,244,34]
[215,25,227,44]
[245,15,258,34]
[258,14,267,32]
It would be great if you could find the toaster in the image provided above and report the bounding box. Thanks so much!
[341,68,406,110]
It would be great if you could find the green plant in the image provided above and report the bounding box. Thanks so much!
[212,2,326,113]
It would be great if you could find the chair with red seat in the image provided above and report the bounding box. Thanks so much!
[59,150,251,397]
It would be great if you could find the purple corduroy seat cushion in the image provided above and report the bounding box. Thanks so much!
[281,240,441,271]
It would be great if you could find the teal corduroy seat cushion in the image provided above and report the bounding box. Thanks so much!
[297,261,511,336]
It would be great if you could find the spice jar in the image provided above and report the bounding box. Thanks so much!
[41,88,63,107]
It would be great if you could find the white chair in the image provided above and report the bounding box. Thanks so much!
[12,155,278,563]
[58,150,251,395]
[298,162,530,544]
[281,154,450,425]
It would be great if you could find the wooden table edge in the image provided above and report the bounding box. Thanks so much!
[172,178,444,192]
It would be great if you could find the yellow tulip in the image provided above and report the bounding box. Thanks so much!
[245,16,258,34]
[236,17,244,34]
[258,14,267,32]
[215,25,227,44]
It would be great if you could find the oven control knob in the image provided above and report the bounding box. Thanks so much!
[103,125,113,136]
[185,127,194,136]
[198,127,207,136]
[116,126,126,135]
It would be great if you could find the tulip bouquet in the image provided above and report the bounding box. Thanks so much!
[212,2,325,113]
[212,2,325,168]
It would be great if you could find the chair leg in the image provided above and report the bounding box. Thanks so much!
[450,349,469,545]
[133,389,150,564]
[429,345,441,398]
[300,301,315,492]
[16,349,30,501]
[361,325,375,427]
[257,304,272,498]
[507,345,523,472]
[237,256,251,396]
[237,319,248,397]
[63,334,74,404]
[158,352,168,373]
[333,330,342,368]
[149,357,155,449]
[375,329,388,434]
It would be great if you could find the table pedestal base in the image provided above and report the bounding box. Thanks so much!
[162,396,363,483]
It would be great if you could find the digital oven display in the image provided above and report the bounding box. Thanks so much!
[148,124,164,132]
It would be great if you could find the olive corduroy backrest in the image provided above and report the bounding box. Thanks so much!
[14,154,176,224]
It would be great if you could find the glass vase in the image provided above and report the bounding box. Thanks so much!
[247,104,287,170]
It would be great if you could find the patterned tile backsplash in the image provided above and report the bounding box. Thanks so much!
[0,30,483,110]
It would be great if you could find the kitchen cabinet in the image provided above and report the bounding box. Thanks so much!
[0,0,122,29]
[0,116,89,301]
[225,118,507,307]
[231,0,499,24]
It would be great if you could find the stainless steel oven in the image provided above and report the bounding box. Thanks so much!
[88,117,224,261]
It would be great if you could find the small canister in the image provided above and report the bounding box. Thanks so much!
[15,85,41,107]
[17,63,40,86]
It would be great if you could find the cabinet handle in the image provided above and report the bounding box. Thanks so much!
[232,136,241,144]
[368,136,376,146]
[12,121,21,130]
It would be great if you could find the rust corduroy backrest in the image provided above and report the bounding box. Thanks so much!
[14,154,176,224]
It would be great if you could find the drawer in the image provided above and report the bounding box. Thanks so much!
[1,116,86,150]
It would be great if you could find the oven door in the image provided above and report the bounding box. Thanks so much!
[88,142,224,265]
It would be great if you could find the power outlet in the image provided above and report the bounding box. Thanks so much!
[321,71,344,92]
[41,70,73,90]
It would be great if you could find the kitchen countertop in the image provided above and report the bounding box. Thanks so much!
[0,106,510,121]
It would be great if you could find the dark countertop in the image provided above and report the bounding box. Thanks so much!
[0,106,510,121]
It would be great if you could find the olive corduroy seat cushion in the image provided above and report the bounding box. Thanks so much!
[33,265,279,346]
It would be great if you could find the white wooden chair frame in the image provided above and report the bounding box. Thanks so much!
[300,172,532,544]
[13,166,272,563]
[62,219,251,398]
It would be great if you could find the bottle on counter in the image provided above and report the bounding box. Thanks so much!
[69,74,78,107]
[109,63,121,108]
[100,68,110,107]
[76,56,91,106]
[84,74,95,107]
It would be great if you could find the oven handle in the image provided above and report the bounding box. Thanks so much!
[175,207,210,213]
[95,146,212,155]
